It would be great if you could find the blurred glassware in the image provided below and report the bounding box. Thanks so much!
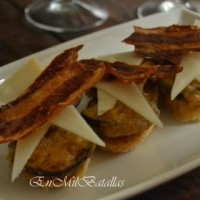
[25,0,108,32]
[137,0,197,18]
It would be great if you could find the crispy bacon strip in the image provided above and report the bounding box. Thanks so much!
[80,59,182,84]
[0,46,106,143]
[123,25,200,63]
[0,46,182,143]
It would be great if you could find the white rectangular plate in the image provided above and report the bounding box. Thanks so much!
[0,8,200,200]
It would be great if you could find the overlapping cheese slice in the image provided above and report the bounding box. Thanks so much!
[0,58,43,103]
[52,105,104,146]
[97,88,117,115]
[171,20,200,100]
[12,124,50,181]
[96,81,163,128]
[96,52,162,128]
[171,52,200,100]
[97,52,144,116]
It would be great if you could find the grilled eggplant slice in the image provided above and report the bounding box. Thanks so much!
[8,126,95,187]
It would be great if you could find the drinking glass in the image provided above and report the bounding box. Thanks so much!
[25,0,108,32]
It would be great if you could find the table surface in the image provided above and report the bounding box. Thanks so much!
[0,0,200,199]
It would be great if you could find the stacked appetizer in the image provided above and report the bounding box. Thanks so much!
[1,23,200,187]
[124,24,200,122]
[82,59,174,153]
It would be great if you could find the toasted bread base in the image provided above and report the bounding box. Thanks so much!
[158,77,200,122]
[164,95,200,122]
[100,124,155,153]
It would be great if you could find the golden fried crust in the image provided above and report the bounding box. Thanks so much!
[101,125,154,153]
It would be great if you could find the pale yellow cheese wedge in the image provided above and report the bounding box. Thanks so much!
[52,106,105,146]
[97,52,143,115]
[96,81,163,128]
[12,124,50,182]
[97,89,117,116]
[171,52,200,100]
[0,58,43,103]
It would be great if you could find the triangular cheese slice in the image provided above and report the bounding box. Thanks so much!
[96,81,163,128]
[52,105,105,146]
[12,124,50,182]
[0,58,43,103]
[97,89,117,115]
[171,52,200,100]
[96,51,143,115]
